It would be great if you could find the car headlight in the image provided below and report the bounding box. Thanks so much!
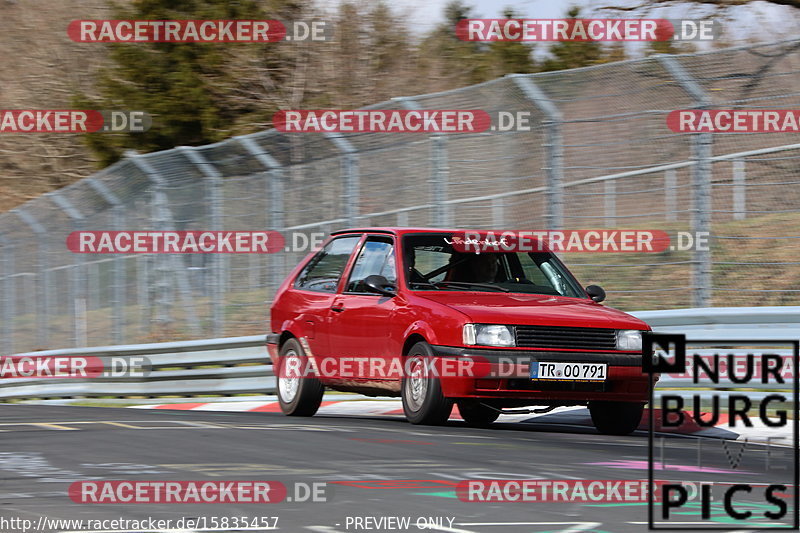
[617,330,642,351]
[463,324,515,347]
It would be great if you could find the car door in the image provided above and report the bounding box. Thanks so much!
[290,234,361,359]
[326,235,400,384]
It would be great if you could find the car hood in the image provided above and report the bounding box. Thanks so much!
[415,292,650,330]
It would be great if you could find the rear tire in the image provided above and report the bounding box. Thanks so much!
[589,401,644,435]
[401,342,452,425]
[457,401,500,427]
[277,338,324,417]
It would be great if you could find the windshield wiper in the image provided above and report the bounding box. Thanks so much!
[432,281,510,292]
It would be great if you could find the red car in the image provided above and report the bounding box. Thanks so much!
[266,228,652,435]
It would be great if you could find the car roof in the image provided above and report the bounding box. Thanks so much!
[329,228,554,253]
[330,227,496,236]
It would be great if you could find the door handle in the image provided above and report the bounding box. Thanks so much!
[331,303,344,312]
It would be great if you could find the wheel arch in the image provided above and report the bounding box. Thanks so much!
[401,320,439,354]
[278,330,297,349]
[402,333,428,356]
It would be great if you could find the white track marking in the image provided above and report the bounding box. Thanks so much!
[457,522,602,532]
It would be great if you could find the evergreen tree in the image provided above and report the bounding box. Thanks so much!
[487,8,536,76]
[540,7,605,72]
[81,0,296,165]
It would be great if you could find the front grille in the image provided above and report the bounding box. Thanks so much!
[514,325,617,351]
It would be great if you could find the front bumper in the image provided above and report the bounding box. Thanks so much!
[430,345,650,403]
[266,333,280,361]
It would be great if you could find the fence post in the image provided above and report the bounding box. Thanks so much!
[0,232,14,355]
[179,147,224,338]
[665,169,678,222]
[324,132,359,227]
[604,180,616,227]
[732,159,746,221]
[491,198,504,228]
[237,136,286,296]
[12,208,49,349]
[511,74,564,230]
[395,97,451,227]
[47,192,87,347]
[137,255,148,337]
[659,55,713,307]
[431,135,450,226]
[397,211,409,227]
[128,154,201,337]
[87,178,126,344]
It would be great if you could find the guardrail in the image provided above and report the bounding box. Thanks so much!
[0,335,272,400]
[633,307,798,399]
[0,306,797,401]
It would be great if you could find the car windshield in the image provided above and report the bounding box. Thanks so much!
[403,233,586,298]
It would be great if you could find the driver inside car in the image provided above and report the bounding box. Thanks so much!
[448,253,500,283]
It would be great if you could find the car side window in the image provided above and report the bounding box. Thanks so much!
[345,238,396,293]
[294,236,360,293]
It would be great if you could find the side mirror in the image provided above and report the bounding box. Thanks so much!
[585,285,606,303]
[364,275,396,297]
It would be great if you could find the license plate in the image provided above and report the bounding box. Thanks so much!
[530,362,607,381]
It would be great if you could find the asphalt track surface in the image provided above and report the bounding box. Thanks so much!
[0,405,795,533]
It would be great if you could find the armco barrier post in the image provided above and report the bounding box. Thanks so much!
[0,232,14,355]
[658,55,713,307]
[511,74,564,230]
[236,136,286,295]
[12,208,49,349]
[86,177,126,345]
[180,147,224,338]
[47,191,87,347]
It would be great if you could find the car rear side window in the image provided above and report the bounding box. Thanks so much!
[345,238,396,293]
[294,236,360,292]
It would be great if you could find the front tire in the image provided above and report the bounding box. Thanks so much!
[277,338,324,416]
[401,342,452,425]
[457,400,500,427]
[589,401,644,435]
